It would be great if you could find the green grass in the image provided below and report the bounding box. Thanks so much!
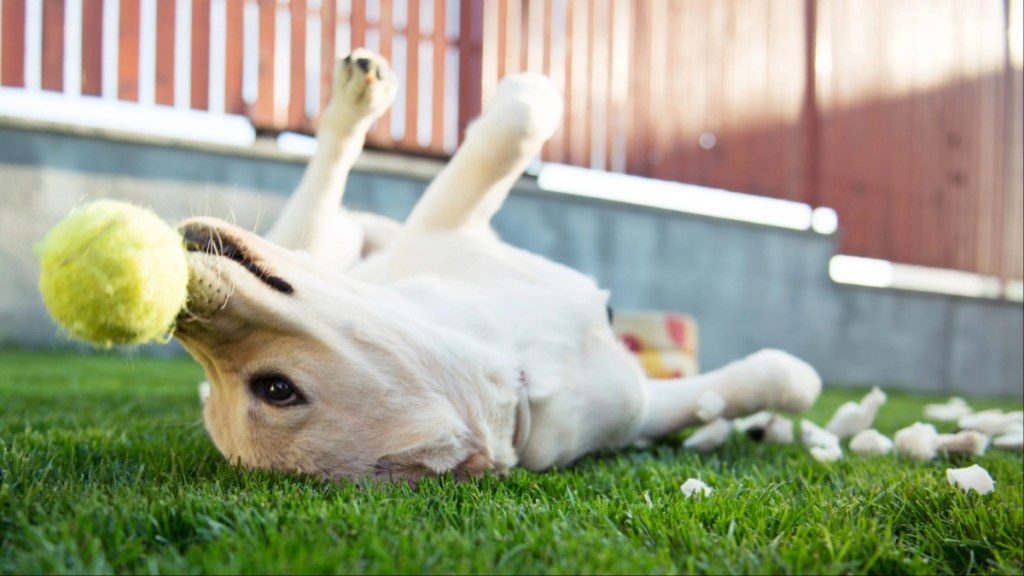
[0,350,1021,575]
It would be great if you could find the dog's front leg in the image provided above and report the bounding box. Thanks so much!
[267,49,397,268]
[636,349,821,440]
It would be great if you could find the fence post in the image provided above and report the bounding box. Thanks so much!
[800,0,820,208]
[457,0,484,144]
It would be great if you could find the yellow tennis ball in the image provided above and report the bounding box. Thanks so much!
[37,200,189,347]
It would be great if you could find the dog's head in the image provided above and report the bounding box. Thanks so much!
[174,217,512,482]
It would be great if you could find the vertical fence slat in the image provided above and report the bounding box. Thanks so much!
[41,0,65,91]
[401,0,420,148]
[252,0,275,127]
[118,0,140,101]
[319,0,336,113]
[155,0,176,106]
[287,0,306,130]
[429,0,447,152]
[1,0,27,87]
[350,0,366,49]
[190,0,210,110]
[370,0,393,141]
[224,0,245,113]
[457,0,484,143]
[80,0,102,95]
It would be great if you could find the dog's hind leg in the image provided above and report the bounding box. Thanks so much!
[397,73,563,238]
[266,50,397,268]
[636,349,822,440]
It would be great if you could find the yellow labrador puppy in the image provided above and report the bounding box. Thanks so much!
[176,50,821,483]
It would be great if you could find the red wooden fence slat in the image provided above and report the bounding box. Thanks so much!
[370,0,393,142]
[41,0,65,91]
[287,0,306,130]
[81,0,103,95]
[429,0,447,152]
[401,0,420,149]
[319,0,336,114]
[191,0,211,110]
[253,0,275,128]
[350,0,366,50]
[457,0,484,143]
[1,0,26,87]
[224,0,245,114]
[155,0,177,106]
[118,0,140,101]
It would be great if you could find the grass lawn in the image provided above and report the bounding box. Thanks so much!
[0,350,1021,575]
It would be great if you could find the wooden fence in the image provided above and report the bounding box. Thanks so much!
[1,0,1021,281]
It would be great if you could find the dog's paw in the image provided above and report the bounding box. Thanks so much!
[744,349,822,414]
[472,73,563,146]
[322,48,398,129]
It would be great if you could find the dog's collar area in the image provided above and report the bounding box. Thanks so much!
[512,369,531,456]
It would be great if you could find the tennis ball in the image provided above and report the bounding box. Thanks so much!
[37,200,189,347]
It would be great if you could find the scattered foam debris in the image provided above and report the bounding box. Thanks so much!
[809,443,844,463]
[734,411,794,444]
[849,429,894,456]
[946,464,995,495]
[894,422,939,461]
[958,410,1023,436]
[924,396,972,422]
[680,478,713,498]
[684,418,732,452]
[825,387,887,439]
[801,419,840,449]
[934,430,989,457]
[992,429,1024,451]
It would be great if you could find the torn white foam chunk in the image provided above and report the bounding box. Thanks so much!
[924,396,973,421]
[958,409,1020,436]
[764,415,794,444]
[734,412,794,444]
[809,443,843,462]
[849,429,893,456]
[734,411,773,433]
[946,464,995,495]
[680,478,713,497]
[198,381,211,405]
[934,430,989,456]
[684,418,732,452]
[695,391,726,422]
[993,429,1024,451]
[801,419,840,449]
[894,422,939,461]
[825,386,887,439]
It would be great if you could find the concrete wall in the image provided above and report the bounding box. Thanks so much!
[2,125,1021,398]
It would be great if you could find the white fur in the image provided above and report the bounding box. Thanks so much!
[174,50,823,483]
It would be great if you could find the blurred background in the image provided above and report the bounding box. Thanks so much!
[0,0,1021,397]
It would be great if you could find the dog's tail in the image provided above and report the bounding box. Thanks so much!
[399,73,563,236]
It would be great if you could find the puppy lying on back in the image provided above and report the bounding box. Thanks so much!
[176,50,821,482]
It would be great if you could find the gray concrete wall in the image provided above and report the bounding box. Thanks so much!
[2,125,1021,398]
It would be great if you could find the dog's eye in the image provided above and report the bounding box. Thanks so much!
[249,374,305,407]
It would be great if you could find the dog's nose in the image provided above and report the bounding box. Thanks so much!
[356,58,371,72]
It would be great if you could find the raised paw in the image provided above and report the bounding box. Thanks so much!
[321,48,398,130]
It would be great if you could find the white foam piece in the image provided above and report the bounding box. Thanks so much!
[680,478,713,498]
[946,464,995,495]
[683,418,732,452]
[894,422,939,461]
[849,429,894,456]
